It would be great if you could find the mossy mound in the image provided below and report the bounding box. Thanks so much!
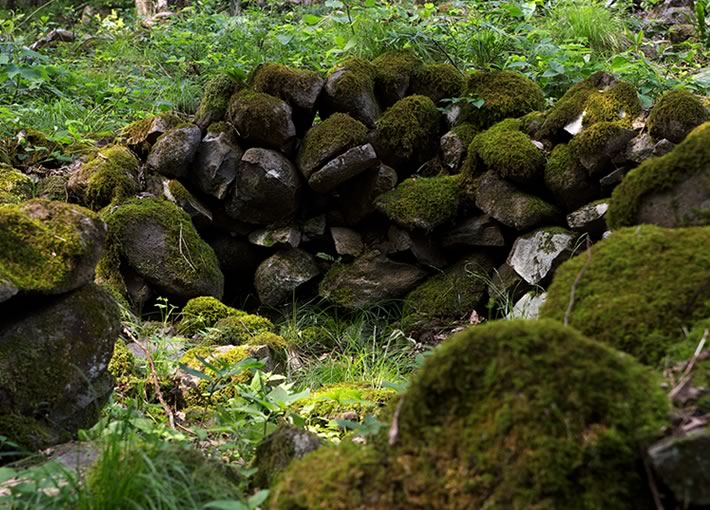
[402,253,493,322]
[0,166,33,204]
[271,319,668,510]
[108,338,136,387]
[98,197,223,303]
[375,174,461,231]
[372,49,422,106]
[647,89,709,144]
[568,120,634,175]
[409,63,464,104]
[607,122,710,228]
[251,63,323,110]
[179,296,242,335]
[582,80,641,126]
[373,95,441,170]
[296,113,368,178]
[468,119,545,184]
[226,89,296,149]
[462,70,544,129]
[323,57,380,127]
[69,145,140,210]
[206,313,275,345]
[0,199,105,299]
[544,143,598,210]
[295,383,396,426]
[541,225,710,365]
[194,74,241,129]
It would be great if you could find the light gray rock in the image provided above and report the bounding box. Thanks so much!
[249,226,301,248]
[625,133,656,164]
[308,144,379,193]
[192,130,242,200]
[331,227,364,257]
[440,130,467,171]
[254,249,319,306]
[566,201,609,236]
[507,291,547,320]
[146,125,202,179]
[507,227,578,285]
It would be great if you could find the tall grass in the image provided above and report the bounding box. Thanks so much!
[548,0,628,52]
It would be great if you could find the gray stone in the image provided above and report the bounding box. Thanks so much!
[146,125,202,179]
[249,226,301,248]
[341,164,398,225]
[599,167,629,191]
[636,171,710,227]
[440,130,467,171]
[228,92,296,152]
[474,171,560,231]
[382,226,447,268]
[576,126,636,176]
[253,424,322,487]
[226,149,301,225]
[191,130,242,200]
[123,114,181,155]
[322,64,381,128]
[649,428,710,506]
[301,215,327,242]
[308,144,378,193]
[162,179,213,225]
[319,251,427,309]
[625,133,656,164]
[567,202,609,236]
[0,284,120,449]
[254,249,319,306]
[654,138,675,156]
[441,215,505,247]
[507,227,578,285]
[330,227,364,257]
[507,291,547,320]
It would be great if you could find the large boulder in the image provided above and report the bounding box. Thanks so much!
[647,89,708,143]
[227,90,297,152]
[319,251,427,309]
[0,199,106,304]
[146,125,202,179]
[98,197,224,304]
[321,58,381,128]
[0,284,120,450]
[226,148,301,225]
[191,126,243,200]
[269,320,669,510]
[541,225,710,365]
[254,249,319,306]
[607,122,710,228]
[308,143,379,193]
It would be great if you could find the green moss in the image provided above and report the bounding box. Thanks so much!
[195,74,240,127]
[0,414,60,452]
[206,313,276,345]
[295,383,396,426]
[251,63,321,106]
[0,166,33,204]
[468,120,545,184]
[647,89,709,143]
[410,63,464,104]
[178,345,253,405]
[227,89,288,125]
[450,122,478,145]
[121,113,182,149]
[108,338,136,387]
[272,320,669,510]
[327,57,377,102]
[374,95,441,166]
[541,225,710,365]
[75,145,140,210]
[583,80,641,127]
[372,49,422,105]
[463,70,544,129]
[607,122,710,228]
[544,143,596,210]
[179,296,242,335]
[296,113,368,176]
[568,120,628,160]
[375,174,461,231]
[0,199,101,294]
[206,121,231,135]
[403,253,492,321]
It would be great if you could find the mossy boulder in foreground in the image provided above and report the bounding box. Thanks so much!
[269,320,668,510]
[541,225,710,365]
[607,121,710,228]
[0,199,106,303]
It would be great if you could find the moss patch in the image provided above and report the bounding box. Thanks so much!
[647,89,709,143]
[296,113,368,177]
[607,122,710,228]
[541,225,710,365]
[72,145,140,210]
[108,338,136,387]
[179,296,242,335]
[206,313,275,345]
[410,63,464,104]
[194,74,241,128]
[0,166,33,204]
[295,383,396,426]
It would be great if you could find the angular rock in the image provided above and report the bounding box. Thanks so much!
[0,199,106,304]
[194,74,240,131]
[146,125,202,179]
[308,144,378,193]
[507,227,578,285]
[441,214,505,247]
[122,113,182,156]
[226,148,301,225]
[330,227,363,257]
[507,291,547,320]
[322,59,381,128]
[544,143,599,211]
[254,249,319,306]
[439,128,472,171]
[227,90,296,152]
[567,201,609,237]
[625,133,656,164]
[474,171,560,231]
[649,428,710,506]
[569,123,636,176]
[341,164,398,225]
[301,215,327,242]
[253,424,322,488]
[0,284,120,449]
[191,129,243,200]
[161,179,213,225]
[319,251,427,309]
[249,226,301,248]
[654,138,675,156]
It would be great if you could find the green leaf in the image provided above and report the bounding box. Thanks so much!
[203,500,248,510]
[302,14,322,26]
[0,467,16,484]
[177,363,214,382]
[248,490,269,508]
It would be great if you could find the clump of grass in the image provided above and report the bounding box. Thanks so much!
[548,0,628,52]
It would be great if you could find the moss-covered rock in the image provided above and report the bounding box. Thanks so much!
[461,70,544,130]
[583,80,642,126]
[206,313,275,345]
[253,424,322,488]
[468,119,545,184]
[568,121,636,175]
[296,113,368,178]
[403,253,494,322]
[98,197,224,304]
[663,318,710,415]
[108,338,136,387]
[0,166,33,204]
[375,174,461,231]
[179,295,241,335]
[440,123,479,171]
[544,143,599,210]
[0,199,106,302]
[0,414,62,452]
[194,74,241,130]
[295,383,396,426]
[541,225,710,365]
[227,89,296,151]
[252,63,324,114]
[607,121,710,228]
[409,63,464,104]
[372,49,422,106]
[68,145,140,210]
[270,319,668,510]
[121,112,183,156]
[322,58,381,128]
[372,95,441,171]
[146,125,202,179]
[647,89,709,143]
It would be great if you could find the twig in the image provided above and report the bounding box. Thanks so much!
[388,397,404,447]
[16,0,61,30]
[669,329,708,401]
[123,328,176,429]
[641,445,665,510]
[178,223,197,272]
[564,236,592,326]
